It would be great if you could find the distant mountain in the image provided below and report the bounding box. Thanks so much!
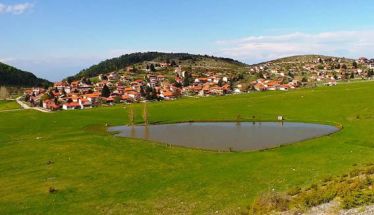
[67,52,247,80]
[0,62,52,87]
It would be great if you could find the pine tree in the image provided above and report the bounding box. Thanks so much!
[101,84,111,98]
[150,64,156,72]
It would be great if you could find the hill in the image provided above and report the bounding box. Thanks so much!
[246,54,371,83]
[265,54,354,64]
[67,52,248,80]
[250,54,356,69]
[0,62,52,87]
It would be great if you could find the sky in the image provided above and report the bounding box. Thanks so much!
[1,0,374,81]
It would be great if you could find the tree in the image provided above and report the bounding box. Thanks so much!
[150,64,156,72]
[368,69,374,77]
[170,60,177,67]
[0,86,9,100]
[128,105,134,126]
[183,72,194,87]
[114,96,121,103]
[143,102,148,125]
[217,78,223,87]
[352,61,358,69]
[173,81,182,88]
[101,84,111,98]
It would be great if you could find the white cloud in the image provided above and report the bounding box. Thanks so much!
[0,2,33,15]
[0,57,15,63]
[216,30,374,63]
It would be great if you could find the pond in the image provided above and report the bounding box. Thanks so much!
[108,122,339,151]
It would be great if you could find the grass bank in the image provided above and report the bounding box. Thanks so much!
[0,82,374,214]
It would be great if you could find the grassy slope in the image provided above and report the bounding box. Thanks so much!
[1,82,374,214]
[0,101,20,111]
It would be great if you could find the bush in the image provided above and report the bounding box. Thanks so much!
[249,192,290,214]
[49,187,57,194]
[287,186,301,196]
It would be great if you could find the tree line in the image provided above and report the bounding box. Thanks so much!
[0,62,52,87]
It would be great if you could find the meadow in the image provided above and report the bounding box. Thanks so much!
[0,100,20,111]
[1,81,374,214]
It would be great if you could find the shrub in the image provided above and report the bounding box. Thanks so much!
[349,169,361,178]
[287,186,301,196]
[49,187,57,194]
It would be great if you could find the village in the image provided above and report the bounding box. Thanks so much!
[22,57,374,111]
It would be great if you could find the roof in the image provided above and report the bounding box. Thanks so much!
[162,90,174,97]
[64,102,81,107]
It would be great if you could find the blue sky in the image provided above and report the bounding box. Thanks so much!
[1,0,374,81]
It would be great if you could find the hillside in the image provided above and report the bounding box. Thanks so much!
[246,54,372,83]
[67,52,248,80]
[0,62,52,87]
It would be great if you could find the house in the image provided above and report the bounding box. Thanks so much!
[265,81,280,91]
[106,97,114,103]
[325,81,337,86]
[209,86,224,95]
[54,81,68,91]
[84,92,101,103]
[254,83,267,91]
[78,98,93,109]
[160,90,175,100]
[62,102,81,110]
[279,84,289,91]
[42,100,61,110]
[121,94,133,103]
[157,62,168,68]
[157,75,165,81]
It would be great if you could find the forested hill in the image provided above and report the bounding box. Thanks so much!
[68,52,247,80]
[0,62,52,87]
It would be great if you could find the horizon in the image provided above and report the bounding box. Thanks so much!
[1,0,374,81]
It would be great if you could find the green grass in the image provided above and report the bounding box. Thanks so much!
[247,164,374,214]
[0,100,20,111]
[1,82,374,214]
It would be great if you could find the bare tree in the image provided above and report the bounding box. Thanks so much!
[128,105,134,126]
[0,86,9,100]
[143,102,148,125]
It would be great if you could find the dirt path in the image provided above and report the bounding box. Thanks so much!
[16,97,51,113]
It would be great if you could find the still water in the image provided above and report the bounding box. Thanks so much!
[109,122,338,151]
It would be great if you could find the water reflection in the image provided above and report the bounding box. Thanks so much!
[109,122,339,151]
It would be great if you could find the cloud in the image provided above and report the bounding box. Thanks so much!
[0,57,15,63]
[216,30,374,63]
[0,2,33,15]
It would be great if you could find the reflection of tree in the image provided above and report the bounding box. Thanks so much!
[144,125,149,140]
[130,125,136,138]
[143,102,148,125]
[128,105,134,126]
[236,114,241,126]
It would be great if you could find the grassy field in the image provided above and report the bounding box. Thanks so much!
[1,82,374,214]
[0,100,20,111]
